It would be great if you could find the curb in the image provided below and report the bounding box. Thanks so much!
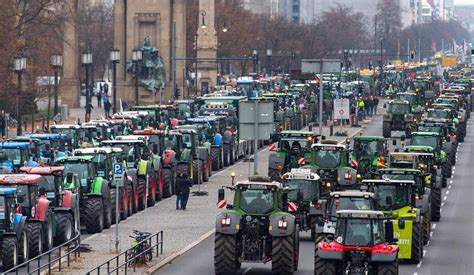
[146,229,216,274]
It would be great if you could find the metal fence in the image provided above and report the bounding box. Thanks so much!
[86,230,164,275]
[1,230,81,275]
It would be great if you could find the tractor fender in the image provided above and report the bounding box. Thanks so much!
[180,149,191,163]
[215,212,241,235]
[13,215,27,239]
[337,168,357,187]
[213,133,223,147]
[222,131,232,144]
[101,179,110,197]
[61,190,74,209]
[269,213,296,237]
[126,169,138,184]
[35,197,51,222]
[371,249,398,262]
[53,207,75,216]
[268,152,285,170]
[152,156,162,173]
[416,194,430,215]
[91,177,105,195]
[162,150,176,167]
[197,147,208,161]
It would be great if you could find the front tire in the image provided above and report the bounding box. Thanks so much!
[1,237,18,271]
[211,148,220,171]
[214,233,240,274]
[26,222,43,258]
[272,234,297,274]
[409,221,423,264]
[56,212,74,245]
[162,169,173,198]
[84,197,104,234]
[431,187,442,222]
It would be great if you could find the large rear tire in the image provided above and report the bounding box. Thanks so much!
[162,169,173,198]
[223,144,230,167]
[110,188,118,225]
[422,205,431,245]
[137,178,146,211]
[377,260,399,275]
[18,229,28,264]
[84,197,104,234]
[431,187,442,222]
[56,212,74,245]
[314,250,337,275]
[383,122,391,138]
[102,185,112,229]
[409,221,423,264]
[442,161,452,178]
[26,222,43,258]
[211,147,220,171]
[2,237,18,271]
[272,234,296,274]
[214,233,240,275]
[229,142,235,165]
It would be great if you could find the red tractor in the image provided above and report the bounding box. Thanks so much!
[19,166,80,245]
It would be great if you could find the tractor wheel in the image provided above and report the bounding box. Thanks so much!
[43,213,54,251]
[103,185,112,229]
[409,221,423,264]
[214,233,240,274]
[121,187,128,220]
[132,183,139,214]
[442,161,452,178]
[376,260,399,275]
[294,229,300,271]
[26,222,43,258]
[211,148,220,171]
[110,188,118,225]
[84,197,104,234]
[314,249,337,275]
[203,159,210,182]
[1,237,18,271]
[223,144,230,167]
[162,169,173,198]
[431,187,442,222]
[56,212,74,245]
[18,228,28,263]
[423,204,431,245]
[382,122,391,138]
[127,185,133,217]
[268,168,281,182]
[192,160,203,186]
[441,176,447,188]
[310,218,316,241]
[229,142,235,165]
[148,172,157,206]
[137,178,146,211]
[272,234,296,274]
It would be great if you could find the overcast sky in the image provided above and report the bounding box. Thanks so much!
[454,0,474,5]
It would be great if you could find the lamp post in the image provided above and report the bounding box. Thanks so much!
[216,16,229,85]
[110,49,120,114]
[266,49,272,76]
[50,54,63,117]
[14,56,26,136]
[253,50,259,74]
[195,10,207,95]
[82,51,92,122]
[132,48,142,105]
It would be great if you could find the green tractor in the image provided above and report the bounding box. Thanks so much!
[315,210,399,275]
[350,136,387,178]
[382,99,417,138]
[417,119,458,164]
[281,168,323,241]
[363,179,424,264]
[214,177,299,274]
[306,140,360,191]
[49,124,82,151]
[268,130,315,182]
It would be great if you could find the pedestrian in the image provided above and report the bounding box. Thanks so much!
[367,96,374,117]
[176,172,192,210]
[97,85,103,108]
[373,96,379,115]
[104,100,111,118]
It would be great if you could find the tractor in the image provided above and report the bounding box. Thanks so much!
[281,168,323,241]
[0,188,29,270]
[382,99,417,138]
[49,124,82,151]
[19,166,80,246]
[0,142,32,172]
[214,177,299,274]
[409,132,452,180]
[268,130,315,182]
[363,179,424,263]
[315,210,398,275]
[350,136,387,178]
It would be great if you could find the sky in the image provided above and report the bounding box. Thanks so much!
[454,0,474,6]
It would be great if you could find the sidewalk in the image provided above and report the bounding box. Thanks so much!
[49,120,369,274]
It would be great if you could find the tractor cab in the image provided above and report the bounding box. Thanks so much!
[73,147,118,181]
[80,121,111,145]
[175,99,197,122]
[19,166,65,207]
[49,124,82,150]
[25,133,68,157]
[350,136,387,177]
[56,156,96,194]
[0,142,32,171]
[101,136,148,169]
[0,174,44,219]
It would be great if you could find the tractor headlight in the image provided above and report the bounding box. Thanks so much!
[221,217,231,226]
[324,181,332,189]
[278,219,288,229]
[356,173,362,180]
[344,173,352,179]
[31,206,36,218]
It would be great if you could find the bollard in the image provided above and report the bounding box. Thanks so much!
[330,124,333,136]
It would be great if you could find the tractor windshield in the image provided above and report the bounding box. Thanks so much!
[381,173,416,181]
[279,139,308,152]
[41,175,57,193]
[369,184,411,211]
[329,197,373,221]
[182,133,193,149]
[165,135,178,150]
[427,110,450,119]
[410,135,438,149]
[0,149,22,165]
[178,103,192,118]
[353,140,384,157]
[239,188,274,214]
[418,125,441,133]
[286,179,318,201]
[398,94,415,105]
[389,103,410,115]
[63,163,89,186]
[336,218,383,246]
[313,148,341,168]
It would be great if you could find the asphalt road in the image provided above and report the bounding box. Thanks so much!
[158,115,474,275]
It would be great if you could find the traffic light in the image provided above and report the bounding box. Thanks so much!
[410,51,415,61]
[357,86,363,97]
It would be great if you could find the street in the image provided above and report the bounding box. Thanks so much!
[158,116,474,275]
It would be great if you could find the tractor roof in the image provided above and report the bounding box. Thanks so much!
[81,121,109,127]
[362,179,416,185]
[73,147,122,155]
[403,146,434,153]
[330,191,374,198]
[101,140,145,145]
[133,129,165,136]
[114,135,147,142]
[20,166,64,175]
[0,188,17,195]
[0,174,42,184]
[0,142,30,149]
[353,136,385,141]
[280,130,313,136]
[312,143,345,149]
[336,210,385,219]
[25,133,67,140]
[56,155,94,162]
[411,131,440,137]
[235,180,282,189]
[388,99,409,104]
[8,136,41,143]
[187,116,223,124]
[283,168,320,180]
[378,168,420,173]
[50,124,81,129]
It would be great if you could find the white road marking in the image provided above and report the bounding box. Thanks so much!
[450,180,453,184]
[432,223,436,229]
[430,231,434,237]
[448,185,452,189]
[452,166,456,170]
[414,273,418,275]
[243,267,252,274]
[441,202,445,207]
[423,250,426,257]
[417,260,423,268]
[443,196,448,201]
[440,208,443,213]
[446,190,450,195]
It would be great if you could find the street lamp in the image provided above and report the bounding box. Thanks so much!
[81,51,93,122]
[110,49,120,114]
[50,54,63,118]
[14,56,26,136]
[253,50,259,73]
[200,10,207,29]
[216,16,229,85]
[132,48,142,106]
[266,49,272,76]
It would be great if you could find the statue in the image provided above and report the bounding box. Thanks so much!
[127,36,166,93]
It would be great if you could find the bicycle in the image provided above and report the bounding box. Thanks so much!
[127,230,153,266]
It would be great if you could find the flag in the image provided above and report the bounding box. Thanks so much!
[463,39,467,54]
[452,38,457,53]
[431,40,437,52]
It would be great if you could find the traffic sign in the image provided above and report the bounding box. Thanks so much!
[333,98,350,120]
[113,163,124,183]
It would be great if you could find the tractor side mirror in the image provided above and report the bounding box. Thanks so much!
[281,192,289,211]
[218,188,225,201]
[385,220,395,243]
[385,196,393,206]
